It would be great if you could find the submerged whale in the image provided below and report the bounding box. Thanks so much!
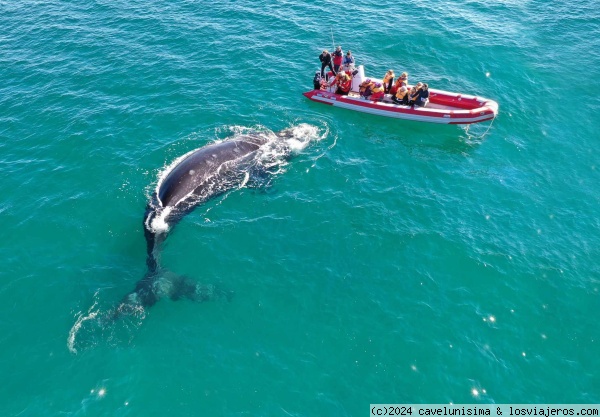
[117,126,314,313]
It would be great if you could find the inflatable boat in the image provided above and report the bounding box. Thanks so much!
[303,65,498,125]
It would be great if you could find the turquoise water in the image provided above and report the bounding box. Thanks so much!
[1,0,599,415]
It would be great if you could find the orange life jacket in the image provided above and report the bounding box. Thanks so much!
[337,74,351,92]
[359,81,374,96]
[395,87,408,99]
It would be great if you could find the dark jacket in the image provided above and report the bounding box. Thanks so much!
[417,89,430,105]
[319,52,332,65]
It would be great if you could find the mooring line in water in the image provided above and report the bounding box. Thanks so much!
[465,114,496,140]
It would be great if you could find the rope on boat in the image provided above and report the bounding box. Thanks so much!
[465,113,497,140]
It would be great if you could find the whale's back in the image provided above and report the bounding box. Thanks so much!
[157,138,263,208]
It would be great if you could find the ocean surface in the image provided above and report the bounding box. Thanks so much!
[1,0,599,415]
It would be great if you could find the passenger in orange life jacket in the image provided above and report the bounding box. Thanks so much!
[331,70,352,95]
[390,72,408,96]
[382,70,395,94]
[370,82,385,101]
[407,82,423,106]
[392,84,409,105]
[399,72,408,86]
[359,79,374,99]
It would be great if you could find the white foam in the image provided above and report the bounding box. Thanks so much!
[279,123,323,154]
[148,206,173,234]
[285,123,322,151]
[250,124,321,172]
[239,171,250,189]
[67,296,99,354]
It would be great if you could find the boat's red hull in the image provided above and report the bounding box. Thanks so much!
[303,88,498,125]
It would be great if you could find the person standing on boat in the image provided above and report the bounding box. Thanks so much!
[332,46,344,73]
[415,83,429,107]
[342,50,355,72]
[382,70,395,94]
[319,50,335,78]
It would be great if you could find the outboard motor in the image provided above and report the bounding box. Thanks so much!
[313,71,322,90]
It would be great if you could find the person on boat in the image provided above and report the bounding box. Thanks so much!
[332,46,344,73]
[390,72,408,96]
[392,84,409,105]
[342,50,355,72]
[359,79,374,99]
[390,79,400,96]
[407,82,423,106]
[382,70,395,94]
[319,50,335,78]
[370,82,385,101]
[331,70,352,95]
[399,72,408,85]
[414,83,429,107]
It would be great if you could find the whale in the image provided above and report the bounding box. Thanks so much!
[115,126,314,314]
[66,125,319,352]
